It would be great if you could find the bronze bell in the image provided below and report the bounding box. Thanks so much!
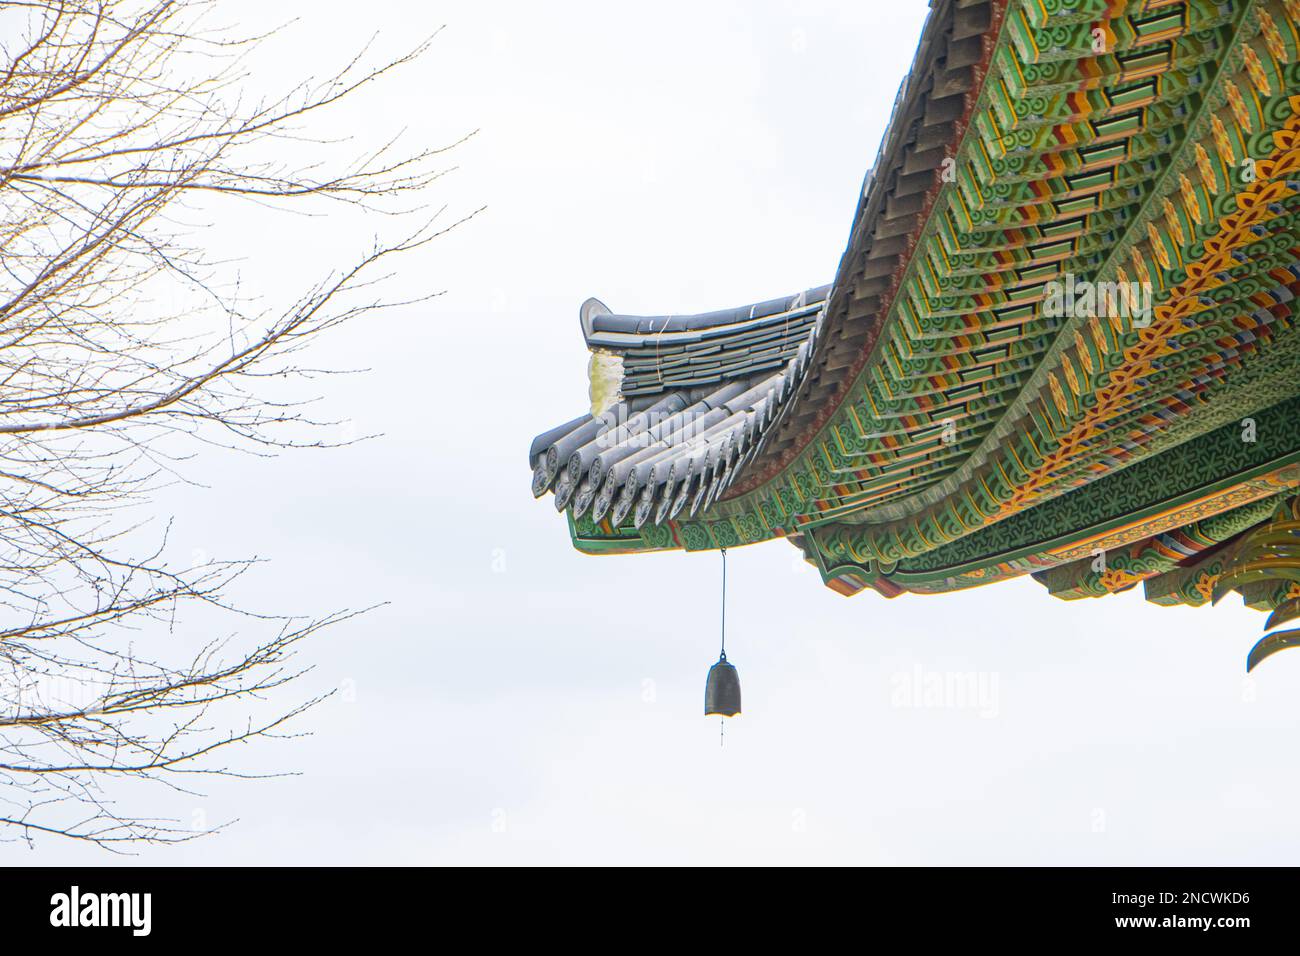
[704,652,741,717]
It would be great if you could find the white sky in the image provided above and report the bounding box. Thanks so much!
[13,0,1300,865]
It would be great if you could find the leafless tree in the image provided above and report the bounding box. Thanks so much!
[0,0,472,849]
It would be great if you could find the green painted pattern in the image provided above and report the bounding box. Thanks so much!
[568,0,1300,610]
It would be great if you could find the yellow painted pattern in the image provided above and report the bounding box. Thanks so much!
[993,105,1300,522]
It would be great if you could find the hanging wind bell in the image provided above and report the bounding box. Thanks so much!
[705,548,741,743]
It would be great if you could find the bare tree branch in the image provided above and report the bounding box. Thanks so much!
[0,0,473,849]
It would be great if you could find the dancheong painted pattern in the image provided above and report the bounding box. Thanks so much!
[529,0,1300,663]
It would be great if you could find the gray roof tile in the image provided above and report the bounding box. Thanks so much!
[529,285,828,529]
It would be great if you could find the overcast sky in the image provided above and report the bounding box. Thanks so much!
[13,0,1300,865]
